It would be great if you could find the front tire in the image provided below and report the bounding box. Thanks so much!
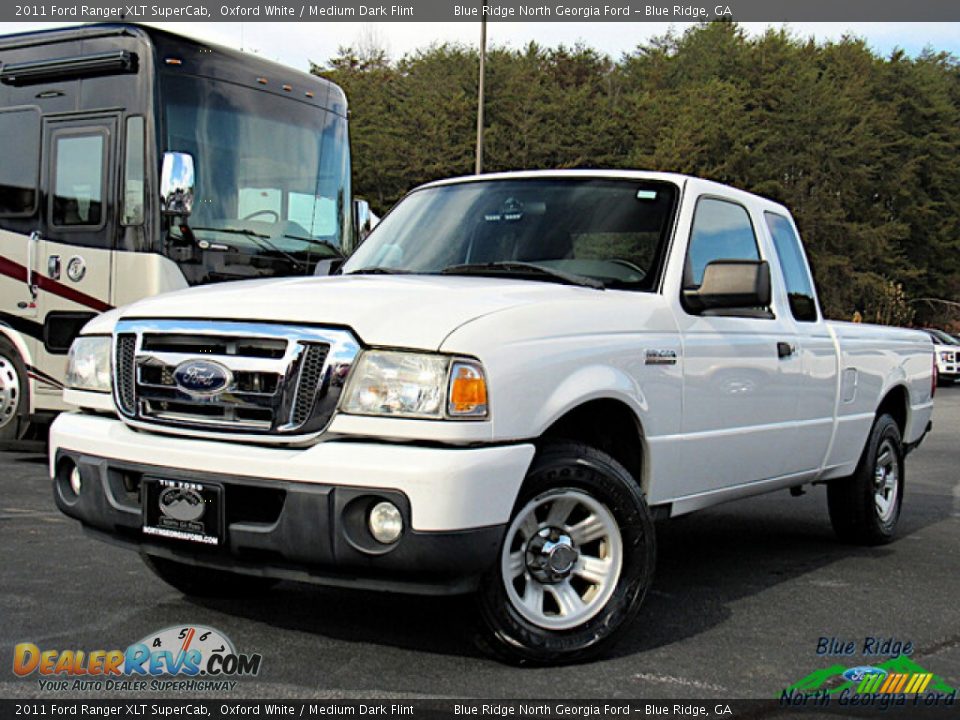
[477,441,655,665]
[0,339,28,441]
[142,554,279,598]
[827,414,904,545]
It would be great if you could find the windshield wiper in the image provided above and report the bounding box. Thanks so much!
[344,266,417,275]
[441,261,604,289]
[187,226,311,269]
[282,234,344,258]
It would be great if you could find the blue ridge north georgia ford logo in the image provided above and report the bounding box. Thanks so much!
[172,359,231,395]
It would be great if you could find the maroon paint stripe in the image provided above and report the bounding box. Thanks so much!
[26,364,65,389]
[0,255,27,283]
[0,254,112,312]
[28,372,63,389]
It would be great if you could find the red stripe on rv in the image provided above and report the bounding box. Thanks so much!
[28,373,63,389]
[0,254,112,312]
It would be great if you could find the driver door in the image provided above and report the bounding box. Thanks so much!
[33,114,117,397]
[674,193,800,497]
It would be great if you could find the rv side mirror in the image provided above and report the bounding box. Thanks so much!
[352,198,373,246]
[314,258,344,276]
[160,152,196,216]
[683,260,771,313]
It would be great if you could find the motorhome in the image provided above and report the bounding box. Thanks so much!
[0,23,355,439]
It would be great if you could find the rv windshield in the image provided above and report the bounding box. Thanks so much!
[343,178,679,290]
[161,74,350,285]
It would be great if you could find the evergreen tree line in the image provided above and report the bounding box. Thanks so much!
[315,22,960,324]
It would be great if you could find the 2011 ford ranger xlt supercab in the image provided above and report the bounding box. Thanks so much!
[51,171,935,664]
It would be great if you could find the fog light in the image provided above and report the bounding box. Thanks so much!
[368,501,403,544]
[69,466,82,496]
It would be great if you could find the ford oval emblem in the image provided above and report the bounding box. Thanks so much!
[173,359,231,396]
[842,666,887,683]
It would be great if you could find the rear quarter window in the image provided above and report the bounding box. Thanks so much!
[765,212,818,322]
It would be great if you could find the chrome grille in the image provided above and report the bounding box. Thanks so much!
[290,343,330,427]
[116,334,137,414]
[112,320,361,441]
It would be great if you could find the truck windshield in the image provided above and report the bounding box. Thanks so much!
[161,74,350,285]
[343,178,678,290]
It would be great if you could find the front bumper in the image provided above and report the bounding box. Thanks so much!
[50,413,535,594]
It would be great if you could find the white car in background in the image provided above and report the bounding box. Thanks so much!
[924,329,959,384]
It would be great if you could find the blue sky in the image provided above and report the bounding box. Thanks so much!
[2,22,958,72]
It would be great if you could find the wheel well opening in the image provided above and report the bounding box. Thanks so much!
[540,399,644,486]
[877,385,908,436]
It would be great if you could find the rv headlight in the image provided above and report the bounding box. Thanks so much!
[341,351,487,419]
[65,336,112,393]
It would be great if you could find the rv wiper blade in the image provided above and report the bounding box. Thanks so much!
[188,226,270,238]
[282,234,344,258]
[188,226,310,268]
[441,261,604,289]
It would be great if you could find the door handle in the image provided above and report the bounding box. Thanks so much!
[48,254,62,280]
[27,230,40,300]
[777,341,797,359]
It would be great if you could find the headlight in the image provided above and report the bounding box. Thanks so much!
[65,336,112,393]
[340,351,488,419]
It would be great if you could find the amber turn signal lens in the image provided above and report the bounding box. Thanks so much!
[448,362,488,417]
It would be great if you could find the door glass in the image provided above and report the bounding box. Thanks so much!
[0,108,41,217]
[52,133,105,227]
[685,198,760,288]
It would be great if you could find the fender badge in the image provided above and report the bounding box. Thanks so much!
[645,349,677,366]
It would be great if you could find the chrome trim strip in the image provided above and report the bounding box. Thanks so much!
[137,352,287,374]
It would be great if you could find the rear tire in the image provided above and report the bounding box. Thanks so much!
[0,338,28,441]
[142,554,279,598]
[827,414,904,545]
[476,441,655,665]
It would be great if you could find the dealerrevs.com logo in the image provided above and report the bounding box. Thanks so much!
[13,625,262,692]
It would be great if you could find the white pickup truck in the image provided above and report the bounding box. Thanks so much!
[51,171,935,664]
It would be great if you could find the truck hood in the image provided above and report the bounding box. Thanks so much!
[117,274,604,349]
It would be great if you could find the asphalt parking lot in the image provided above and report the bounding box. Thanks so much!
[1,390,958,701]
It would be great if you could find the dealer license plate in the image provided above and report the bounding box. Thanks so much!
[142,478,222,546]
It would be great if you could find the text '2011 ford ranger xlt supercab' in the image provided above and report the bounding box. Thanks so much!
[51,171,935,664]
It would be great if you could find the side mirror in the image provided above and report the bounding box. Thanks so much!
[683,260,771,314]
[160,152,195,216]
[352,198,374,247]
